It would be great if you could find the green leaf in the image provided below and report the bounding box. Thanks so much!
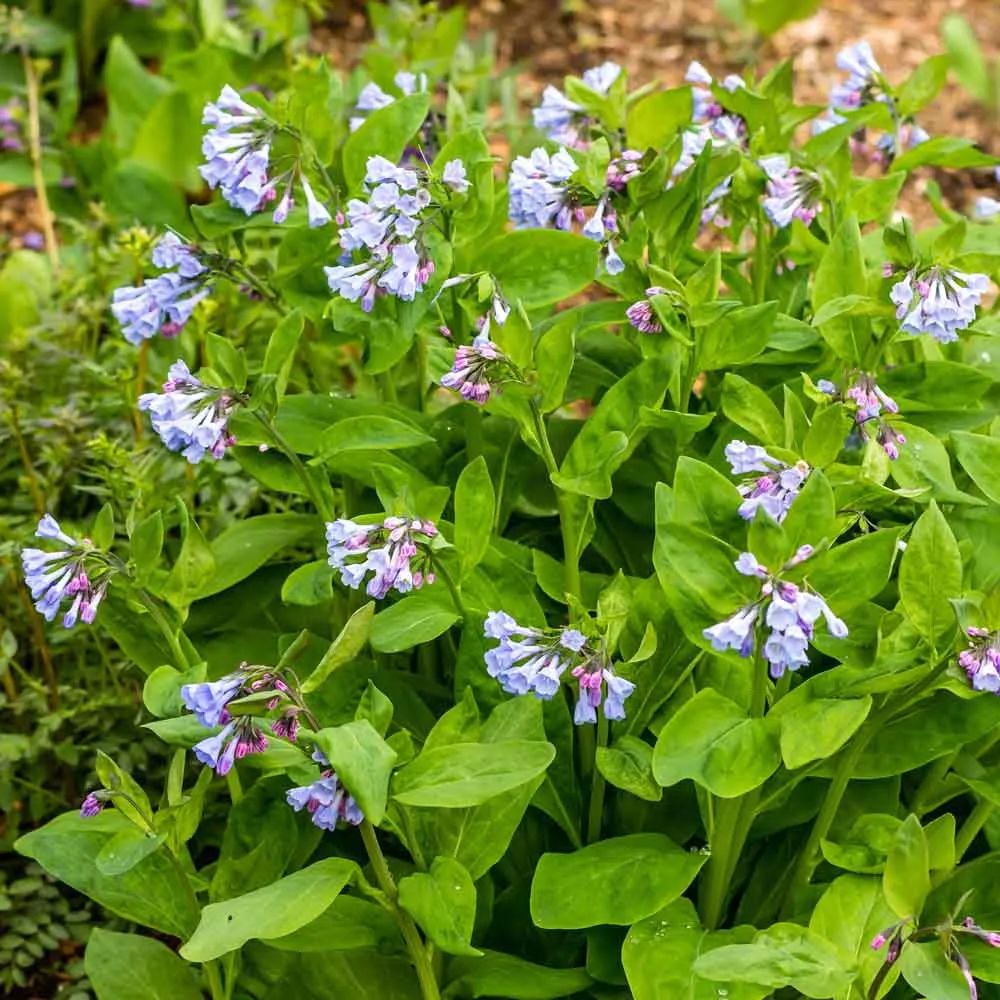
[535,313,577,413]
[392,740,555,807]
[803,405,852,468]
[15,812,198,937]
[444,951,593,999]
[342,93,431,190]
[302,602,375,693]
[398,856,481,956]
[883,814,931,919]
[91,503,115,550]
[191,513,320,601]
[899,501,962,649]
[622,898,768,1000]
[596,736,662,802]
[130,511,164,581]
[899,941,972,999]
[95,827,167,877]
[315,415,435,459]
[455,456,495,579]
[626,87,693,148]
[697,302,778,370]
[370,590,461,653]
[952,431,1000,504]
[529,833,707,929]
[103,36,172,153]
[281,560,334,606]
[478,231,599,307]
[942,14,991,105]
[693,923,857,998]
[314,720,396,825]
[721,372,783,445]
[891,136,999,173]
[778,696,872,770]
[897,55,951,116]
[94,750,151,833]
[85,929,201,1000]
[180,858,356,962]
[812,215,869,362]
[262,310,305,399]
[806,529,901,610]
[652,688,781,797]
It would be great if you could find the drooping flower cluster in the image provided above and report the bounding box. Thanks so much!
[286,749,364,831]
[725,441,810,523]
[182,663,307,775]
[440,319,514,404]
[819,373,906,459]
[0,97,24,152]
[326,516,439,599]
[508,147,580,230]
[21,515,113,628]
[606,150,643,191]
[349,71,427,132]
[532,61,622,147]
[759,155,822,229]
[704,550,847,679]
[889,266,989,343]
[199,85,278,215]
[814,42,929,164]
[483,612,635,725]
[626,286,667,334]
[111,233,211,345]
[139,360,240,464]
[959,628,1000,694]
[325,155,448,309]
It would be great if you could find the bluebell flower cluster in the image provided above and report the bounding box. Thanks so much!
[325,155,449,309]
[889,266,989,343]
[704,550,848,679]
[440,319,512,404]
[139,360,240,464]
[326,515,439,599]
[182,665,304,775]
[626,286,667,334]
[724,441,810,523]
[532,61,622,147]
[200,85,275,215]
[21,515,112,628]
[349,71,426,132]
[959,628,1000,695]
[508,147,579,230]
[483,612,635,725]
[287,749,364,831]
[820,372,906,460]
[111,233,210,345]
[759,155,821,229]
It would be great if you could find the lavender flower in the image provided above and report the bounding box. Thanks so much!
[890,266,989,343]
[626,287,667,334]
[325,155,440,308]
[326,516,439,599]
[606,150,643,191]
[531,62,621,146]
[193,718,268,775]
[139,360,239,463]
[483,613,634,724]
[959,628,1000,694]
[287,751,363,830]
[80,792,104,818]
[111,233,210,345]
[759,155,821,228]
[508,147,579,230]
[442,158,470,193]
[829,41,882,111]
[704,549,848,679]
[724,441,810,523]
[21,515,112,628]
[828,372,907,459]
[440,320,516,403]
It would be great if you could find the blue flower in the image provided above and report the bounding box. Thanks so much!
[890,267,989,343]
[287,771,364,830]
[724,441,810,523]
[508,147,578,229]
[442,158,469,193]
[138,360,239,463]
[181,674,245,728]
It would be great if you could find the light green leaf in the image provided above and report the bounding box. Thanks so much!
[398,856,481,956]
[315,720,396,824]
[85,928,201,1000]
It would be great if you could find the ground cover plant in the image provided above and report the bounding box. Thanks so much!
[6,2,1000,998]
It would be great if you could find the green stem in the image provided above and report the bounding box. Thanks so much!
[377,372,399,404]
[699,657,768,928]
[137,589,190,669]
[910,751,958,816]
[955,798,994,861]
[414,333,428,412]
[252,411,334,521]
[435,563,463,618]
[21,49,59,271]
[204,961,226,1000]
[586,712,609,844]
[359,821,441,1000]
[530,401,581,601]
[752,206,769,305]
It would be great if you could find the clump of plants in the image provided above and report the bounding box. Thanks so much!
[7,2,1000,999]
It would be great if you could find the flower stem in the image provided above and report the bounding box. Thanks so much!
[252,410,334,521]
[21,48,59,271]
[752,205,769,305]
[359,820,441,1000]
[136,588,190,670]
[955,798,994,862]
[586,712,609,844]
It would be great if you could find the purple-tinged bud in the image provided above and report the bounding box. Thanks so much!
[80,792,104,818]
